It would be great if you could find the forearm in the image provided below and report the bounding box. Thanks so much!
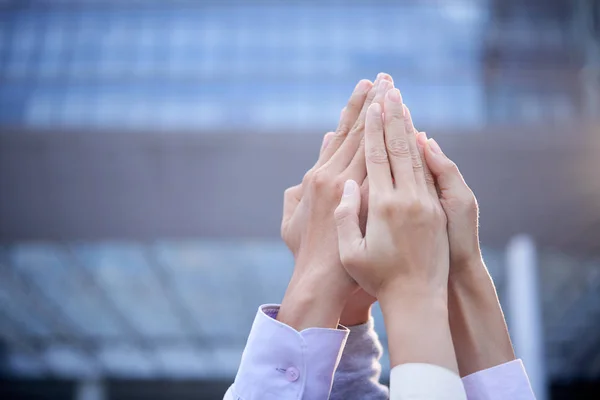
[449,258,516,377]
[380,283,459,374]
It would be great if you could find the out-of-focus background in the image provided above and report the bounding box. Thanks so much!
[0,0,599,399]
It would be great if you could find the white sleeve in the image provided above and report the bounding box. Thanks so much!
[390,363,467,400]
[223,386,235,400]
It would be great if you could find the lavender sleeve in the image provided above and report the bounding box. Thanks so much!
[225,304,349,400]
[463,359,536,400]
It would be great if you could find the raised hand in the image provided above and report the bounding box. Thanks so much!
[278,75,394,330]
[419,134,516,376]
[334,88,458,372]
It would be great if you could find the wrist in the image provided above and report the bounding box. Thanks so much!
[340,303,372,327]
[450,251,484,274]
[448,258,516,376]
[379,284,457,372]
[278,269,352,330]
[378,278,448,307]
[449,257,490,291]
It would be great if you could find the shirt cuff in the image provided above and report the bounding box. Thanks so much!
[232,304,349,400]
[390,363,467,400]
[462,359,535,400]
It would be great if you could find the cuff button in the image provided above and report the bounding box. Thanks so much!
[286,366,300,382]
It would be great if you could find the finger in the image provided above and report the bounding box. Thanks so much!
[416,131,438,199]
[319,131,335,158]
[422,138,470,198]
[349,73,393,135]
[282,184,302,226]
[326,78,384,173]
[334,179,364,266]
[328,73,393,174]
[318,79,373,167]
[365,102,393,191]
[343,78,394,181]
[402,105,427,193]
[383,88,414,187]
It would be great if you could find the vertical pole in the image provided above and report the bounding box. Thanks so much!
[506,234,547,400]
[75,380,106,400]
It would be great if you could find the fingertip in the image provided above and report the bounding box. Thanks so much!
[377,79,393,97]
[343,179,359,198]
[428,138,443,155]
[322,131,335,149]
[368,102,382,115]
[354,79,373,94]
[417,131,428,147]
[377,72,394,84]
[422,137,445,175]
[363,79,374,90]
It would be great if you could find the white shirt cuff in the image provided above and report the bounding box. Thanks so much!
[390,363,467,400]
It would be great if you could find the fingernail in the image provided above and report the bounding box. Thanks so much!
[343,180,356,197]
[428,138,443,154]
[377,72,392,83]
[403,104,410,116]
[387,88,401,103]
[417,132,428,147]
[377,80,391,95]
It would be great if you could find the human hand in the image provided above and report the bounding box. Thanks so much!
[419,134,515,375]
[278,75,394,330]
[334,88,458,371]
[334,89,449,298]
[418,134,482,269]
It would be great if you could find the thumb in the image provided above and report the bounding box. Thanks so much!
[422,137,468,196]
[334,180,363,263]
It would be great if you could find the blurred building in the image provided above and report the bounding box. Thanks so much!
[0,0,599,399]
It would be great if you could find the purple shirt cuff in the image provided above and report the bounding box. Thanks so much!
[462,359,536,400]
[231,304,349,400]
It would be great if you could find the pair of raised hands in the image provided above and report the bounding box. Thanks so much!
[277,74,494,373]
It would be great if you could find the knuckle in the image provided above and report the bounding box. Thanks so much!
[424,169,435,185]
[367,145,389,164]
[310,168,331,190]
[334,204,354,223]
[411,150,423,170]
[283,185,299,200]
[302,169,314,187]
[386,137,411,158]
[351,118,365,137]
[375,195,398,216]
[388,108,404,123]
[336,122,352,138]
[407,199,424,215]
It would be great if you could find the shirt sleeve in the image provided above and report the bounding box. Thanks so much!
[330,318,389,400]
[462,359,536,400]
[225,304,349,400]
[390,363,467,400]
